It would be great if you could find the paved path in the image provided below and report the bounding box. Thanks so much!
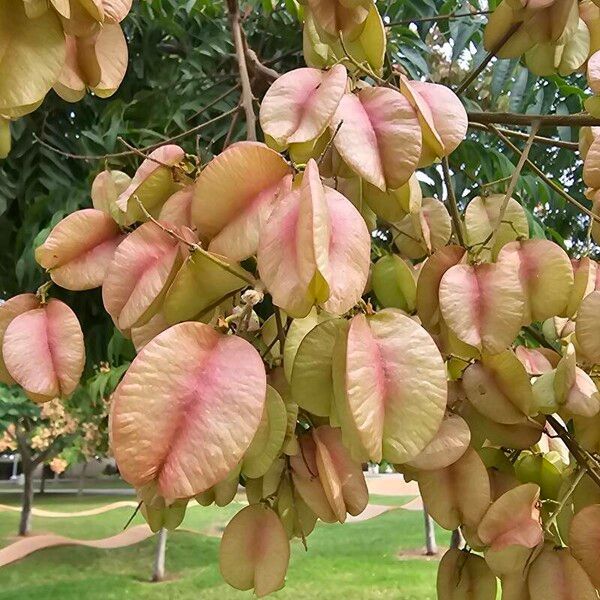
[366,474,419,496]
[346,504,398,522]
[0,488,135,496]
[0,501,413,568]
[0,500,139,518]
[0,474,419,497]
[0,474,422,568]
[0,525,155,568]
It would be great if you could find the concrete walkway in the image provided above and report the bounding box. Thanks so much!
[0,474,422,568]
[365,473,419,496]
[0,473,419,498]
[0,525,154,567]
[0,500,139,518]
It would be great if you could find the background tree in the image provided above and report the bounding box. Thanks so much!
[0,359,125,535]
[0,388,78,535]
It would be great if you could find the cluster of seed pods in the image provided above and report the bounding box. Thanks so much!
[484,0,600,78]
[4,0,600,597]
[0,0,132,157]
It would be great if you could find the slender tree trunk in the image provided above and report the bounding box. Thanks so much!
[78,462,88,496]
[152,528,167,582]
[39,466,46,494]
[15,427,34,537]
[19,462,34,536]
[424,512,438,556]
[451,528,465,550]
[14,423,63,537]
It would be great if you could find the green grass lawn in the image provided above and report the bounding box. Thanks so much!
[0,493,448,599]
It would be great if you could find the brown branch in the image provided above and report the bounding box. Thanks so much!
[317,120,343,166]
[223,107,241,149]
[524,325,560,352]
[134,198,198,249]
[33,106,240,162]
[543,467,585,534]
[339,34,394,89]
[117,137,177,169]
[486,120,540,251]
[546,415,600,490]
[244,40,280,86]
[456,23,520,95]
[468,122,579,150]
[274,308,286,355]
[32,435,66,467]
[226,0,257,141]
[487,124,600,224]
[469,112,600,128]
[186,84,240,122]
[388,9,491,26]
[261,331,281,359]
[441,157,465,246]
[123,501,143,530]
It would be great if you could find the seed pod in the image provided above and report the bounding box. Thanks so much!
[437,548,497,600]
[35,209,123,291]
[478,484,543,576]
[0,294,40,385]
[418,447,491,530]
[220,504,290,597]
[527,544,597,600]
[110,322,266,502]
[2,299,84,403]
[242,386,288,479]
[569,503,600,588]
[333,309,447,464]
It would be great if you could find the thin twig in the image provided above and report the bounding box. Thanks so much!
[223,107,241,148]
[33,107,240,162]
[317,120,343,166]
[485,120,540,252]
[547,414,600,490]
[441,157,465,246]
[468,122,579,150]
[389,222,423,245]
[243,38,280,85]
[260,332,281,360]
[227,0,257,141]
[469,112,600,128]
[456,23,520,95]
[478,174,513,191]
[584,214,595,256]
[135,198,198,249]
[117,137,176,169]
[338,35,394,89]
[35,280,53,303]
[487,124,600,224]
[123,501,143,530]
[543,467,585,534]
[523,325,560,352]
[186,84,240,123]
[388,9,491,26]
[274,308,286,354]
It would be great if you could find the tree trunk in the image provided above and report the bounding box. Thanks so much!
[451,528,465,550]
[78,462,88,496]
[39,466,46,494]
[424,512,438,556]
[152,528,167,582]
[19,462,34,536]
[15,427,34,537]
